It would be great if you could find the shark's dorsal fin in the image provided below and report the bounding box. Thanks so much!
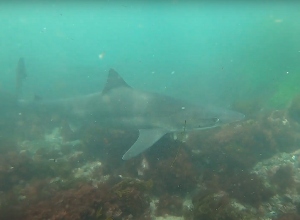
[103,68,131,93]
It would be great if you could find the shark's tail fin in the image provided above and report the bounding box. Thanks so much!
[16,57,27,98]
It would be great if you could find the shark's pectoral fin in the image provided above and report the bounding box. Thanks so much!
[122,129,167,160]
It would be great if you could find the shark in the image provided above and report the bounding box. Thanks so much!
[17,68,244,160]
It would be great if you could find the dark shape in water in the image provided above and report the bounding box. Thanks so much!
[17,68,245,160]
[288,95,300,123]
[16,57,27,97]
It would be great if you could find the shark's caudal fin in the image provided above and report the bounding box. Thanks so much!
[102,68,131,93]
[122,129,167,160]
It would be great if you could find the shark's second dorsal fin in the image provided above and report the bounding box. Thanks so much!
[103,69,131,93]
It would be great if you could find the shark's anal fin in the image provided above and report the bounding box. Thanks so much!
[122,129,167,160]
[103,69,131,93]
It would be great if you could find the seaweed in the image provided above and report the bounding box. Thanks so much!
[192,190,256,220]
[275,213,300,220]
[270,165,295,193]
[24,178,151,220]
[156,194,183,216]
[221,171,274,208]
[147,144,198,195]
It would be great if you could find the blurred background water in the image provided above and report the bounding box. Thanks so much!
[0,1,299,112]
